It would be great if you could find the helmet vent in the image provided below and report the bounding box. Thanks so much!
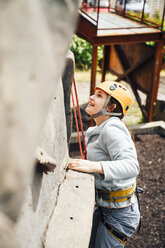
[110,85,115,90]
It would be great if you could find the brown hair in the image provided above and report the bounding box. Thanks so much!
[107,96,124,119]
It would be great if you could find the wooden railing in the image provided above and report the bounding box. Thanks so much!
[80,0,165,31]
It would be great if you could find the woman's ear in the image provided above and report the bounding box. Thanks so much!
[106,104,117,112]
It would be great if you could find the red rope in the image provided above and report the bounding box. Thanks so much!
[71,89,84,159]
[73,77,87,159]
[72,78,87,159]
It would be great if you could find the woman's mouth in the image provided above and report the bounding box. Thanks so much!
[88,102,94,107]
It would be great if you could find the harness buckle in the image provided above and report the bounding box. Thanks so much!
[136,187,144,194]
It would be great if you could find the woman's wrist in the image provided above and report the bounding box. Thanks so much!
[92,161,104,174]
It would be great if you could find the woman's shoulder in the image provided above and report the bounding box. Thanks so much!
[101,117,129,137]
[86,126,96,137]
[103,117,125,130]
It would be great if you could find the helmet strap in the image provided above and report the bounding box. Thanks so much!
[88,95,122,120]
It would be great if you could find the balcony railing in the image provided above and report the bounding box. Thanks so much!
[80,0,165,32]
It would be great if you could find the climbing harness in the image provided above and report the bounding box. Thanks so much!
[71,77,87,159]
[96,183,136,204]
[97,184,139,245]
[99,207,128,245]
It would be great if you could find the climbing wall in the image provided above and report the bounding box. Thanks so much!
[0,1,94,248]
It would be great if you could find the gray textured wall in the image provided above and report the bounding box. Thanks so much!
[0,0,94,247]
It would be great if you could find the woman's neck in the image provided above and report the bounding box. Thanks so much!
[94,115,111,126]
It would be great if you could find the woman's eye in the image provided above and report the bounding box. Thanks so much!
[98,94,102,97]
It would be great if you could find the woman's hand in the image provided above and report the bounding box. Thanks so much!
[68,159,104,174]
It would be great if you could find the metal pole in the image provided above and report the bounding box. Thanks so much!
[123,0,127,16]
[94,0,97,11]
[96,0,100,30]
[108,0,111,12]
[141,0,146,23]
[161,2,165,31]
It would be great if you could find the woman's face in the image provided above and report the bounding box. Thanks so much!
[85,89,108,116]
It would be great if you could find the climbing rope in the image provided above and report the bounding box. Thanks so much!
[71,77,87,159]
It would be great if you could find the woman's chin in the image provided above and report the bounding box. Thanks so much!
[85,106,92,116]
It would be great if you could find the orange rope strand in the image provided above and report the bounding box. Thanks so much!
[71,89,84,159]
[73,77,87,159]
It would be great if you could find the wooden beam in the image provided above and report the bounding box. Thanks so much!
[109,67,150,95]
[148,41,164,121]
[76,13,97,43]
[90,45,98,96]
[101,45,111,82]
[114,45,147,119]
[117,53,153,82]
[76,32,92,44]
[92,32,162,46]
[161,62,165,70]
[89,45,98,127]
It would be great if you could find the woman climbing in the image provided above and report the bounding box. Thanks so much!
[68,81,140,248]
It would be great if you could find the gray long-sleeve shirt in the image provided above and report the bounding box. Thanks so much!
[86,117,140,208]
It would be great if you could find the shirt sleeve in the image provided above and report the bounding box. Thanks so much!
[100,124,140,181]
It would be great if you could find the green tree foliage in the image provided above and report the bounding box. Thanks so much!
[70,35,103,70]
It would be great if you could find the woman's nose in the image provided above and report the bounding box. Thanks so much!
[90,95,95,100]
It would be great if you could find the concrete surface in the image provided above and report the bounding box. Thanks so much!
[45,171,94,248]
[129,120,165,137]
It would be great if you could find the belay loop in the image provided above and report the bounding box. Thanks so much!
[71,77,87,160]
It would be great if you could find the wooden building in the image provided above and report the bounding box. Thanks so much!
[76,0,165,121]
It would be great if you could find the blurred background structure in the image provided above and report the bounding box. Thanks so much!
[73,0,165,122]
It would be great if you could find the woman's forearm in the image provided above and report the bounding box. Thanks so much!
[68,159,104,174]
